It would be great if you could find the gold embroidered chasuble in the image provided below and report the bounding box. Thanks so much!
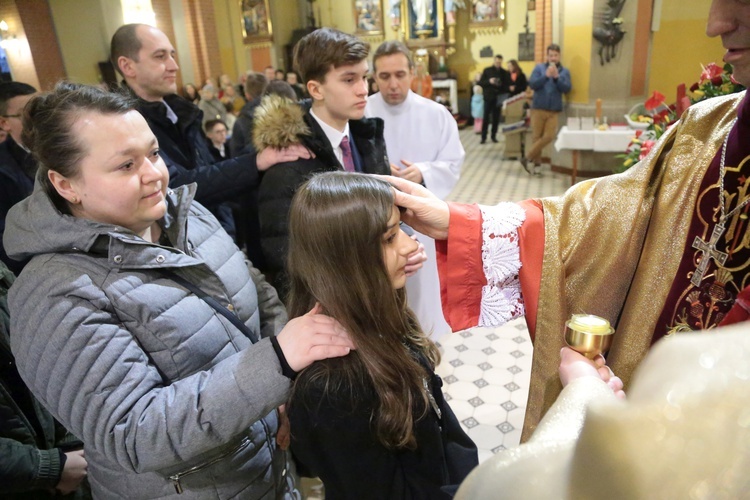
[521,92,745,441]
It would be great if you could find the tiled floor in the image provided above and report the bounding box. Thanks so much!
[446,127,578,205]
[436,128,572,461]
[435,320,533,463]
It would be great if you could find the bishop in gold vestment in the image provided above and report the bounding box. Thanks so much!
[398,91,748,440]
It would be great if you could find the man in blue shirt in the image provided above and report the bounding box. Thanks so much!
[522,44,571,176]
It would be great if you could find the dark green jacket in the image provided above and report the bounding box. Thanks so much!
[0,262,88,499]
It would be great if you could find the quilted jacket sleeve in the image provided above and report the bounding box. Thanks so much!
[8,260,290,475]
[247,263,287,339]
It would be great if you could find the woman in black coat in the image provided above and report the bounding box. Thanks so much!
[508,59,528,96]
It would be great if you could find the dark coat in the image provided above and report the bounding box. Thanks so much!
[288,351,478,499]
[479,65,511,100]
[255,100,390,298]
[230,97,262,157]
[509,72,529,96]
[0,136,35,275]
[0,262,89,499]
[133,91,260,237]
[228,97,267,270]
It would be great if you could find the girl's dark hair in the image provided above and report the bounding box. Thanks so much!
[22,81,135,212]
[287,172,440,450]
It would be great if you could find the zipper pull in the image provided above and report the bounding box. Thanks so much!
[169,475,183,494]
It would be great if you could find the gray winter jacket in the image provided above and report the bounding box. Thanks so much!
[4,183,296,499]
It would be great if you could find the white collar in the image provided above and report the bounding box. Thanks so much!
[163,100,178,124]
[310,108,351,150]
[377,90,413,115]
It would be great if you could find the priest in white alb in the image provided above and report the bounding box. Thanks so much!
[366,40,465,339]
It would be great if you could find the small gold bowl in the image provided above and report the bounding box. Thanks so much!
[564,314,615,359]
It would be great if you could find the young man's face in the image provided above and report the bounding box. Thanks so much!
[547,50,561,65]
[493,57,504,68]
[707,0,750,86]
[308,59,369,130]
[373,53,413,106]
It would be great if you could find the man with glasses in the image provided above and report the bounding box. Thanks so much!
[0,82,36,274]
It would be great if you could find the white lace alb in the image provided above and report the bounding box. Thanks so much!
[477,203,526,327]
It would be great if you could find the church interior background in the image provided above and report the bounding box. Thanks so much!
[0,0,730,473]
[2,0,723,172]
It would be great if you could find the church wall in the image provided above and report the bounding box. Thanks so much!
[448,4,537,92]
[267,0,303,70]
[169,0,195,86]
[212,0,238,81]
[560,0,593,105]
[315,0,356,33]
[217,0,301,77]
[0,0,42,90]
[583,0,642,119]
[48,0,121,85]
[648,0,724,103]
[224,0,247,74]
[28,0,728,112]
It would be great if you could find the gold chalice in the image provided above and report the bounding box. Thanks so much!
[564,314,615,359]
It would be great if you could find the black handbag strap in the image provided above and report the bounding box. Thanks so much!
[160,269,258,344]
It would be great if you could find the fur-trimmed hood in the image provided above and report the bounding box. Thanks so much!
[252,95,311,150]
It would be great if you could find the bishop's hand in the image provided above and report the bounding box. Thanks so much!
[379,175,449,240]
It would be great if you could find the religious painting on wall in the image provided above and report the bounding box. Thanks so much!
[518,33,535,61]
[389,0,459,52]
[241,0,272,44]
[470,0,506,32]
[354,0,384,35]
[409,0,438,38]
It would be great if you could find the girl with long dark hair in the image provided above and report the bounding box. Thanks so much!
[286,172,478,499]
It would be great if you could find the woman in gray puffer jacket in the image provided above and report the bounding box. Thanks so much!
[3,82,353,499]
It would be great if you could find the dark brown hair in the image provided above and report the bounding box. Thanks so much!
[547,43,561,53]
[22,82,135,212]
[292,28,369,84]
[110,24,145,77]
[243,71,268,99]
[287,172,440,450]
[372,40,413,72]
[0,81,36,115]
[204,119,228,133]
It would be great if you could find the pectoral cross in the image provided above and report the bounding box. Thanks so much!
[691,223,729,287]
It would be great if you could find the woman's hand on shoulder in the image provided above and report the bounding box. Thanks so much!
[276,303,354,372]
[559,347,625,399]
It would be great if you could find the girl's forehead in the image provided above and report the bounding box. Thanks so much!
[386,204,401,224]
